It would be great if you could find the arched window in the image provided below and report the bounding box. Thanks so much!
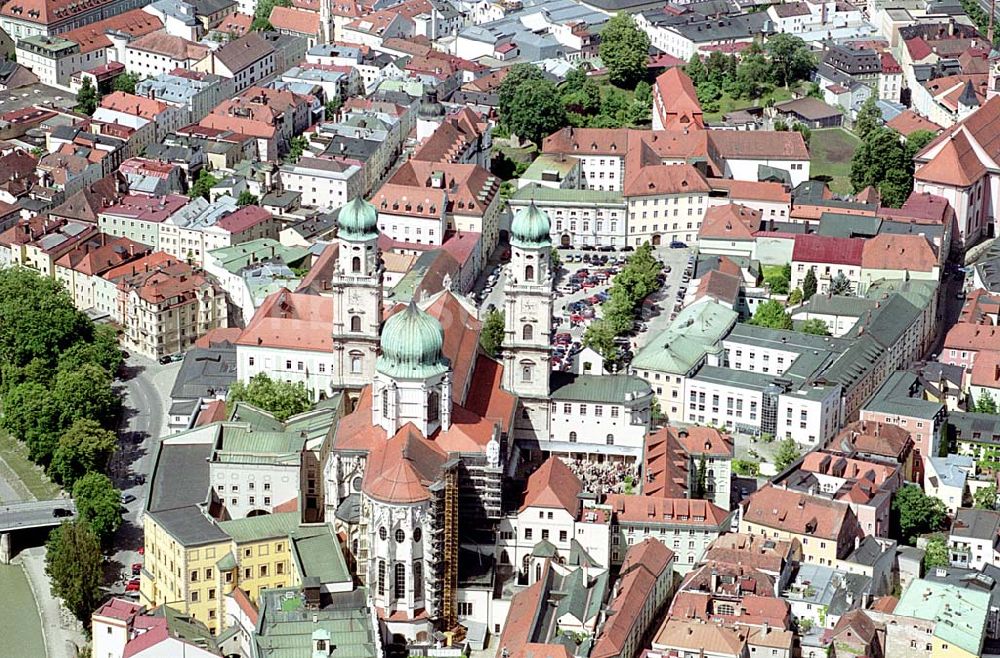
[522,365,532,383]
[522,554,531,573]
[377,560,386,595]
[569,432,577,443]
[350,315,362,332]
[351,355,362,373]
[428,390,439,423]
[525,264,534,280]
[394,562,406,598]
[382,389,389,417]
[413,561,422,594]
[500,549,510,565]
[535,563,541,582]
[606,434,614,445]
[352,256,361,273]
[522,324,533,341]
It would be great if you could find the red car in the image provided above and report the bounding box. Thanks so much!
[125,579,140,592]
[137,547,145,555]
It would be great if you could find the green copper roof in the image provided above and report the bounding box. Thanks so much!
[337,197,378,241]
[376,301,449,379]
[510,202,552,248]
[895,579,989,655]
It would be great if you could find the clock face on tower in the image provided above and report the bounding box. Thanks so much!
[349,290,362,305]
[523,299,536,313]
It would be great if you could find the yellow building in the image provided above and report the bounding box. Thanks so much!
[738,484,861,567]
[140,423,350,635]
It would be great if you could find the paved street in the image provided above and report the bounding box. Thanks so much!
[108,354,179,594]
[0,499,75,532]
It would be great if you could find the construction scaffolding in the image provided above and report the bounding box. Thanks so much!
[441,466,459,631]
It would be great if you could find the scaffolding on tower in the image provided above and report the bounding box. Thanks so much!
[442,466,460,632]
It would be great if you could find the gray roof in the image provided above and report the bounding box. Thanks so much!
[863,370,945,419]
[216,32,274,73]
[170,345,238,402]
[951,411,1000,446]
[951,508,1000,541]
[550,372,652,403]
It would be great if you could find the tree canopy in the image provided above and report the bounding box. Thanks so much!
[501,73,567,145]
[237,191,259,207]
[598,14,650,88]
[850,127,914,208]
[76,77,98,115]
[853,96,882,140]
[802,268,818,301]
[923,535,950,569]
[73,472,123,544]
[974,390,998,414]
[228,373,312,422]
[49,419,117,490]
[112,72,140,94]
[479,309,505,358]
[975,484,998,510]
[749,300,793,330]
[188,169,218,201]
[764,264,791,295]
[774,438,801,472]
[892,484,947,545]
[45,521,104,623]
[800,319,830,336]
[765,34,815,88]
[829,272,854,296]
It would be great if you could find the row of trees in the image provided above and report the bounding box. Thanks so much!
[583,243,662,361]
[684,35,816,112]
[850,97,937,207]
[0,269,129,622]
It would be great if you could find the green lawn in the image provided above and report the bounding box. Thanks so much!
[0,428,61,501]
[809,128,860,195]
[702,87,794,123]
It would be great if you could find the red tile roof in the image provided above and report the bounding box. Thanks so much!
[905,36,933,61]
[944,323,1000,354]
[792,234,864,266]
[708,179,790,204]
[654,67,704,131]
[269,5,319,35]
[101,193,189,223]
[971,350,1000,388]
[623,163,710,197]
[861,233,937,272]
[607,494,730,526]
[101,91,170,120]
[215,205,273,234]
[520,456,582,513]
[236,289,333,352]
[382,161,499,217]
[887,109,941,136]
[94,598,143,623]
[363,424,447,504]
[672,425,734,457]
[126,30,208,62]
[742,484,856,540]
[643,426,690,498]
[62,8,162,53]
[54,234,150,276]
[710,130,810,160]
[915,129,987,186]
[699,203,761,241]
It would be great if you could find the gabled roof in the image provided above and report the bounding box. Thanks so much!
[362,424,448,504]
[654,66,704,131]
[915,128,987,186]
[520,456,582,513]
[699,203,760,240]
[792,234,864,266]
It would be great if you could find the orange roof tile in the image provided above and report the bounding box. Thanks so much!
[607,494,729,526]
[654,67,704,131]
[269,5,320,35]
[623,163,710,197]
[520,457,583,513]
[742,484,857,541]
[861,233,937,272]
[970,349,1000,388]
[886,109,942,137]
[363,424,447,503]
[101,91,169,120]
[236,289,333,352]
[915,129,987,186]
[699,204,761,241]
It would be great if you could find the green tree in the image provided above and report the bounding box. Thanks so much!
[686,54,707,86]
[237,190,259,206]
[499,64,546,130]
[45,521,104,622]
[188,168,218,200]
[829,272,853,296]
[765,34,815,87]
[853,96,882,140]
[975,390,999,414]
[787,288,803,305]
[905,129,937,156]
[892,484,947,545]
[324,98,341,120]
[50,363,118,429]
[48,419,117,490]
[694,455,708,499]
[749,300,793,330]
[734,44,773,100]
[802,268,818,300]
[850,127,913,207]
[583,319,618,362]
[73,472,122,543]
[774,438,801,471]
[287,135,308,163]
[975,484,998,510]
[696,81,723,113]
[650,397,664,423]
[480,309,505,358]
[503,77,567,145]
[56,324,122,376]
[1,381,59,463]
[793,122,811,146]
[76,77,98,115]
[801,319,831,336]
[252,0,290,30]
[228,373,312,421]
[0,268,91,369]
[705,50,729,87]
[598,14,651,88]
[112,72,140,94]
[764,263,791,294]
[923,535,949,569]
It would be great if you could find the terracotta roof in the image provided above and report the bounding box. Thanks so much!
[887,110,942,136]
[215,205,272,234]
[905,36,933,61]
[697,269,741,305]
[498,570,548,658]
[268,5,319,35]
[861,233,937,272]
[654,619,748,656]
[54,235,150,276]
[970,350,1000,388]
[870,595,898,612]
[383,160,499,218]
[194,400,228,426]
[915,129,987,186]
[943,323,1000,353]
[127,30,208,61]
[236,288,332,352]
[108,254,217,307]
[607,494,729,526]
[643,426,690,498]
[94,598,142,623]
[215,11,251,36]
[363,423,448,503]
[832,609,878,645]
[62,8,162,53]
[699,203,761,240]
[592,539,674,658]
[829,420,912,460]
[101,91,169,120]
[703,532,797,573]
[520,457,582,513]
[194,327,243,348]
[463,355,516,434]
[668,590,790,628]
[512,644,574,658]
[741,484,856,540]
[792,234,864,266]
[100,193,189,223]
[880,51,901,74]
[709,130,810,160]
[654,67,704,131]
[623,163,710,197]
[0,0,124,24]
[230,586,259,626]
[672,425,734,457]
[708,179,790,204]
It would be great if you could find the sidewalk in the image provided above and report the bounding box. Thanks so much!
[17,546,86,658]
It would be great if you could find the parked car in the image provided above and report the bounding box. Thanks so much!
[121,493,136,505]
[126,579,140,592]
[52,507,72,518]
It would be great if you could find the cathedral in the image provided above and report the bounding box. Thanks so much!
[238,196,652,642]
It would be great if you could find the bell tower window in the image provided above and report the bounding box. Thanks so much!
[525,264,534,280]
[522,324,533,341]
[352,256,361,273]
[428,391,440,423]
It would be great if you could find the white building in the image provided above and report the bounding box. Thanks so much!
[279,157,364,212]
